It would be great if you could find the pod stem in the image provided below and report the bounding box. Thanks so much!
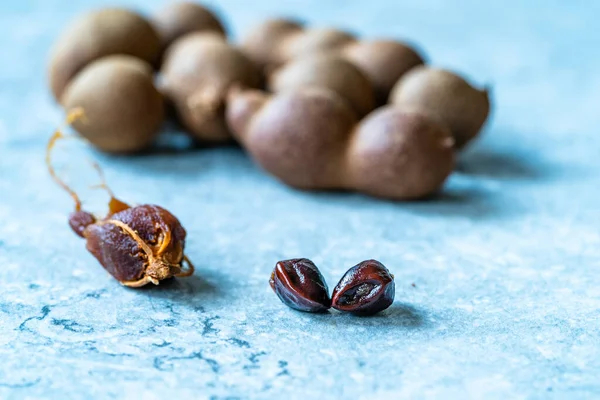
[46,108,87,211]
[46,107,130,215]
[176,255,195,278]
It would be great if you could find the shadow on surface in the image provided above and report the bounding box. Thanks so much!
[331,302,429,329]
[145,132,240,156]
[93,127,541,220]
[398,185,511,219]
[308,184,520,220]
[96,142,251,178]
[458,147,548,180]
[135,273,222,309]
[457,127,553,180]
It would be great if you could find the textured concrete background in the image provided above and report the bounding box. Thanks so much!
[1,1,599,399]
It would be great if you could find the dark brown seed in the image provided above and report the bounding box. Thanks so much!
[331,260,395,315]
[270,258,331,313]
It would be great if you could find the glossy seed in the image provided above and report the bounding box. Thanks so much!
[270,258,331,312]
[331,260,395,315]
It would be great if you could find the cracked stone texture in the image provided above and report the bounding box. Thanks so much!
[1,0,599,399]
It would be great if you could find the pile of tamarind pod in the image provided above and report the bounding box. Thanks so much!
[47,1,491,200]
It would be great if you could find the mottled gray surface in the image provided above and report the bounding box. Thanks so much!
[1,0,599,399]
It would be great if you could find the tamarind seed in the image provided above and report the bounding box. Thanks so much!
[331,260,395,316]
[270,258,331,313]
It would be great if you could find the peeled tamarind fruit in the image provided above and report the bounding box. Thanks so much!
[390,66,490,149]
[48,8,160,102]
[152,2,227,52]
[226,87,455,200]
[160,32,262,142]
[61,55,164,153]
[268,54,375,117]
[240,18,424,102]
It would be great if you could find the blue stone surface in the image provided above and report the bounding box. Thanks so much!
[1,0,599,398]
